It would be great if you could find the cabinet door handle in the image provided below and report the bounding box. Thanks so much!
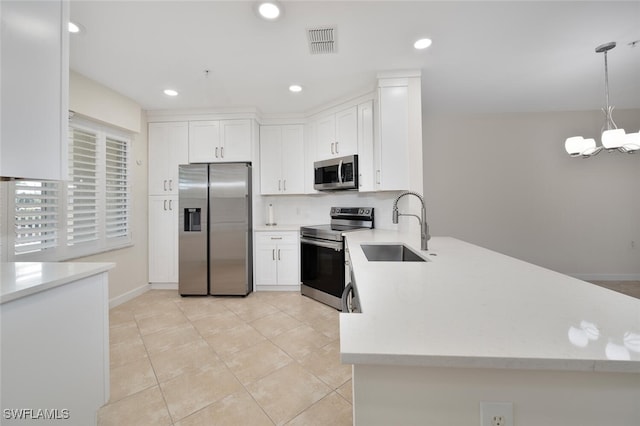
[278,180,281,191]
[335,141,339,153]
[168,199,173,210]
[270,237,282,240]
[376,170,381,185]
[164,180,167,191]
[215,147,219,158]
[221,146,224,158]
[278,249,281,261]
[283,179,286,191]
[163,200,167,211]
[169,179,173,191]
[331,142,335,154]
[272,249,276,260]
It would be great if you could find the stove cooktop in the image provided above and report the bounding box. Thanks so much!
[300,207,375,241]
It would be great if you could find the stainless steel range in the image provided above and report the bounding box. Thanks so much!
[300,207,374,310]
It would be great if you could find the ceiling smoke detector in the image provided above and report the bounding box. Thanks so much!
[307,27,336,54]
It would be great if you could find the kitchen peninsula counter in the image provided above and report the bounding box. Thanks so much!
[1,261,114,303]
[1,262,113,425]
[340,230,640,425]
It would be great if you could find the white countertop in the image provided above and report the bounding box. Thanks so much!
[254,224,302,232]
[340,230,640,373]
[1,262,114,304]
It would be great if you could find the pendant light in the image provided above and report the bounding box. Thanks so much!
[565,42,639,158]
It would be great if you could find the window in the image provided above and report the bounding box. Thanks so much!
[7,119,132,261]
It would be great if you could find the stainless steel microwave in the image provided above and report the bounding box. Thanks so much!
[314,154,358,191]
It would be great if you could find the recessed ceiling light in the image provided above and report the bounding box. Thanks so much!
[414,38,432,50]
[163,89,178,97]
[257,2,281,20]
[68,21,82,34]
[289,85,302,93]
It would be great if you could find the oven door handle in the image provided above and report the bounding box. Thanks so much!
[341,282,353,312]
[300,237,343,251]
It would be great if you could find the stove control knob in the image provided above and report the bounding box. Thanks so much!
[365,209,370,215]
[358,209,364,215]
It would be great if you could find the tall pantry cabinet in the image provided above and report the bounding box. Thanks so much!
[148,122,188,284]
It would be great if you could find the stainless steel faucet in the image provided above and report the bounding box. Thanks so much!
[392,191,430,250]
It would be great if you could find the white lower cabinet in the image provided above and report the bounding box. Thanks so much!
[148,196,178,283]
[255,231,300,290]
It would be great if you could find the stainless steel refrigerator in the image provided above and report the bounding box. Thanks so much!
[178,163,252,296]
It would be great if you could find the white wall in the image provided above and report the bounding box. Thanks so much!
[423,108,640,279]
[69,73,149,304]
[70,71,141,133]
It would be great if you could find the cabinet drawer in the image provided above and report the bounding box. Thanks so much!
[256,232,298,245]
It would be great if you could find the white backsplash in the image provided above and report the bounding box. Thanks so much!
[254,190,422,234]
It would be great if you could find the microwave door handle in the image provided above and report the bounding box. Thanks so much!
[338,160,343,183]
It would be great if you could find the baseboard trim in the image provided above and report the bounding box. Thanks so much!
[255,285,300,292]
[570,273,640,282]
[150,283,179,290]
[109,284,150,308]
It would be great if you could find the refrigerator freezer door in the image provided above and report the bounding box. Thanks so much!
[209,163,252,295]
[179,164,209,295]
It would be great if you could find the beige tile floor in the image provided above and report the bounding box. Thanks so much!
[100,291,352,426]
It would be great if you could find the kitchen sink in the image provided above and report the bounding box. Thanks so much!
[360,244,427,262]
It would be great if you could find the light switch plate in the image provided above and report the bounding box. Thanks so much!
[480,401,513,426]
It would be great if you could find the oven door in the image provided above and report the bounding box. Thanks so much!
[300,236,345,299]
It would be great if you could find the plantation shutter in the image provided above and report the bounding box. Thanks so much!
[67,127,99,246]
[105,136,130,241]
[14,181,60,254]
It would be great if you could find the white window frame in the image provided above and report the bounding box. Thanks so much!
[5,117,133,262]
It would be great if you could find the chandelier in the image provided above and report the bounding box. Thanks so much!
[564,42,639,158]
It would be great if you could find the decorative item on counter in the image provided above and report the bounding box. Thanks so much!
[266,203,276,226]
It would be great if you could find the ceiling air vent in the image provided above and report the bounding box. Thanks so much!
[307,27,336,54]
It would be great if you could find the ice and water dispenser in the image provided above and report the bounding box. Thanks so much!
[184,208,201,232]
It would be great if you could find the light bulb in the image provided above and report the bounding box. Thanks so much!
[258,2,281,20]
[601,128,626,149]
[413,38,432,50]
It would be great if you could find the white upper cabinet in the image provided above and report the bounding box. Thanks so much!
[315,106,358,160]
[0,0,69,180]
[357,100,375,192]
[376,84,410,191]
[148,122,189,195]
[259,125,304,195]
[189,119,251,163]
[188,121,220,163]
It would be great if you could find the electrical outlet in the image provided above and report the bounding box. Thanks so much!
[492,415,506,426]
[480,402,513,426]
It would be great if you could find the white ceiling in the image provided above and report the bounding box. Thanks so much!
[69,1,640,116]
